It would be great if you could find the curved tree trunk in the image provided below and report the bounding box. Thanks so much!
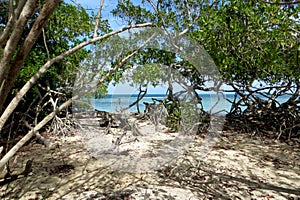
[0,31,155,169]
[0,23,152,132]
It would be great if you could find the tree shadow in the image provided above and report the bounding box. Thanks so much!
[0,130,299,199]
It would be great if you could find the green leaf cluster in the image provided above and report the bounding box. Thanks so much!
[15,2,94,95]
[193,0,299,84]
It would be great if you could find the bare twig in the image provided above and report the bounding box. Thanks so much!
[0,80,5,102]
[0,0,27,47]
[42,28,50,60]
[0,22,152,131]
[0,29,155,169]
[120,84,148,113]
[0,0,37,86]
[93,0,105,38]
[22,119,50,147]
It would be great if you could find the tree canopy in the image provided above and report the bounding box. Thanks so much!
[0,0,299,173]
[0,1,299,198]
[112,0,299,137]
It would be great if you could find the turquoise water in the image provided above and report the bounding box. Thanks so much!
[91,93,235,114]
[91,93,293,114]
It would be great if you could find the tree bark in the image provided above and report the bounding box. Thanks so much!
[0,0,37,111]
[0,33,154,168]
[0,22,152,132]
[93,0,105,38]
[0,0,27,47]
[0,0,60,112]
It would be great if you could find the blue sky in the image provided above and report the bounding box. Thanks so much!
[65,0,233,95]
[65,0,153,29]
[65,0,122,29]
[65,0,173,94]
[108,83,169,95]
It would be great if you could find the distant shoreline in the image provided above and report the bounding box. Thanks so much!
[96,93,293,102]
[98,93,238,99]
[85,93,291,114]
[101,94,167,98]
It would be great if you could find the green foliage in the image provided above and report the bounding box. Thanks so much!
[16,2,94,93]
[165,99,181,131]
[15,2,96,98]
[113,0,299,85]
[3,2,98,125]
[192,0,299,84]
[112,0,299,137]
[131,63,162,86]
[112,0,153,24]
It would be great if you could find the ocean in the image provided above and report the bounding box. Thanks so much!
[91,93,236,114]
[90,93,292,114]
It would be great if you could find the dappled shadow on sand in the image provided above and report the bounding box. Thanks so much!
[163,135,300,199]
[0,129,299,199]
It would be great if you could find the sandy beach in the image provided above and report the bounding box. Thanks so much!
[0,112,299,199]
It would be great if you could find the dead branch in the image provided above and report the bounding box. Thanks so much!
[22,119,50,147]
[0,22,152,131]
[93,0,105,38]
[0,0,37,87]
[0,0,28,47]
[0,32,155,169]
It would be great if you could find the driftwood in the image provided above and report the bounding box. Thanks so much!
[95,110,111,127]
[143,102,168,131]
[95,110,120,128]
[95,109,141,135]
